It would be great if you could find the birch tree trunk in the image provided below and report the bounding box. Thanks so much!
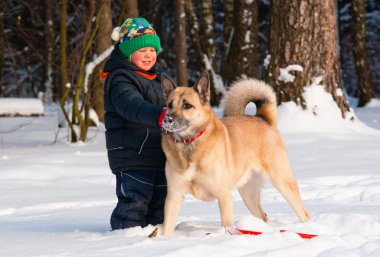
[351,0,376,107]
[175,0,188,86]
[43,0,54,103]
[265,0,351,118]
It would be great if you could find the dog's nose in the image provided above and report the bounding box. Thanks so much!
[164,115,174,124]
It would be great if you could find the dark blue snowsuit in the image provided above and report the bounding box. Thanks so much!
[103,45,167,230]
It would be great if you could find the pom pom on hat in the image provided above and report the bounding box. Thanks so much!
[112,17,161,58]
[111,27,121,41]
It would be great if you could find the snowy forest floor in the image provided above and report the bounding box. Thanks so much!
[0,98,379,257]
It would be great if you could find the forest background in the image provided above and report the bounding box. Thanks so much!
[1,0,379,142]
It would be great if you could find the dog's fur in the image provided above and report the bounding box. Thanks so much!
[160,71,311,236]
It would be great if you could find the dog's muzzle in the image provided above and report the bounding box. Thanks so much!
[162,114,188,133]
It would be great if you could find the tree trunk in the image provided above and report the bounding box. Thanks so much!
[235,0,258,78]
[43,0,54,103]
[66,0,104,142]
[265,0,351,118]
[118,0,139,25]
[221,0,259,84]
[185,0,204,69]
[175,0,188,86]
[200,0,215,68]
[185,0,221,105]
[222,0,234,63]
[59,0,68,101]
[89,0,112,122]
[0,1,4,97]
[71,0,97,142]
[78,1,105,141]
[143,0,161,26]
[351,0,376,107]
[59,0,75,141]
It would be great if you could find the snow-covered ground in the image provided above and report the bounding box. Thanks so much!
[0,96,380,257]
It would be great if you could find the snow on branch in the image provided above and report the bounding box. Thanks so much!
[84,46,114,93]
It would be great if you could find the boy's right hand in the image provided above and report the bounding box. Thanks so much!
[158,107,167,128]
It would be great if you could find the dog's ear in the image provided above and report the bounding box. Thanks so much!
[194,70,210,103]
[161,73,177,100]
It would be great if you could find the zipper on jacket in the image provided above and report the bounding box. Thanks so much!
[138,128,149,155]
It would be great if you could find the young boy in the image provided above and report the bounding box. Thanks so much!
[102,18,167,230]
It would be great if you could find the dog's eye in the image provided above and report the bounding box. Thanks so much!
[183,103,193,109]
[168,102,173,109]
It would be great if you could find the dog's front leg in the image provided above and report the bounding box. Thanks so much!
[217,191,233,228]
[161,188,185,236]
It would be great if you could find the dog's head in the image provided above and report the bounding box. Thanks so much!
[161,70,212,138]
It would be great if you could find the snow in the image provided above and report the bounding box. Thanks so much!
[276,84,375,134]
[264,54,271,68]
[203,55,226,96]
[1,95,380,257]
[0,98,44,116]
[278,65,304,83]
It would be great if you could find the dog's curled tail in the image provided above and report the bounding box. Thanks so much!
[223,78,277,126]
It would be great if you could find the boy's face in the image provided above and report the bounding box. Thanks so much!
[130,47,157,71]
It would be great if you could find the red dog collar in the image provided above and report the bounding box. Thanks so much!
[174,129,206,144]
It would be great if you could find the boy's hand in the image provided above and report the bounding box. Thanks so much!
[158,107,167,127]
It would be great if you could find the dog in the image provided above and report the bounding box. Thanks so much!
[160,71,311,236]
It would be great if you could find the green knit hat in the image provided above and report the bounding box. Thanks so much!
[111,17,161,58]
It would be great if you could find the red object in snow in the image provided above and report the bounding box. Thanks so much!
[227,228,318,239]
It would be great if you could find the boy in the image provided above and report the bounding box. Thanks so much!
[102,18,167,230]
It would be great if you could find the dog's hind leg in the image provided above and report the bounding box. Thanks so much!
[266,158,311,222]
[238,172,268,222]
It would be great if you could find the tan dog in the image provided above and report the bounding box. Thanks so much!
[160,71,310,236]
